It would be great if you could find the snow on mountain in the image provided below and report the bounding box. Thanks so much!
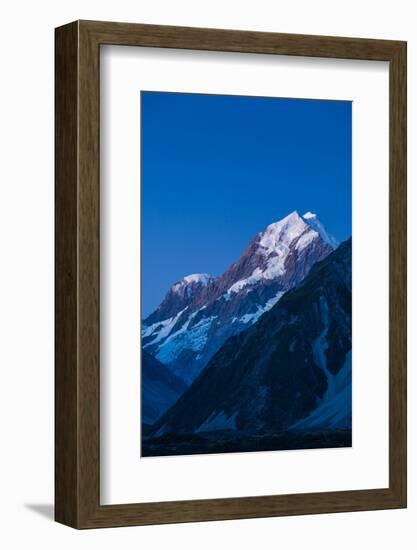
[156,314,217,365]
[149,238,352,439]
[223,211,324,295]
[142,308,188,346]
[142,210,334,384]
[172,273,213,293]
[290,352,352,430]
[144,273,216,329]
[234,291,284,325]
[259,211,311,255]
[302,212,338,249]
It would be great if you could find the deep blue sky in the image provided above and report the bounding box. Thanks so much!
[141,91,352,317]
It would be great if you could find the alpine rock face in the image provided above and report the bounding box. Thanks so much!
[150,238,352,438]
[142,211,337,384]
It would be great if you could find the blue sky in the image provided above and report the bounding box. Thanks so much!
[141,91,352,317]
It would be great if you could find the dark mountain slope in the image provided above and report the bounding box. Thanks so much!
[141,351,188,425]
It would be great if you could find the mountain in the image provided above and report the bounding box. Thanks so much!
[142,211,336,384]
[149,238,351,438]
[302,211,338,249]
[141,350,188,425]
[144,273,214,327]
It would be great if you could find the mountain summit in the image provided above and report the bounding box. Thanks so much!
[142,211,335,384]
[302,212,338,249]
[145,273,215,327]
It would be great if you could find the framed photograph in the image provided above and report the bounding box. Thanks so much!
[55,20,407,528]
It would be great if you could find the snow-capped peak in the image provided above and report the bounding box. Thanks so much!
[258,211,307,254]
[182,273,212,286]
[302,212,338,249]
[224,211,335,296]
[303,211,316,219]
[172,273,213,293]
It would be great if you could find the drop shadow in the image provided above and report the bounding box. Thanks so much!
[24,503,54,521]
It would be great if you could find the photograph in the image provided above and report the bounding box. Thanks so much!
[140,91,352,457]
[0,1,409,542]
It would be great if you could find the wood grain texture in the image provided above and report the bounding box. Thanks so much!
[55,20,407,529]
[55,21,79,527]
[388,41,407,504]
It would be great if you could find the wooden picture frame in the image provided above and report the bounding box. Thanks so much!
[55,20,407,529]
